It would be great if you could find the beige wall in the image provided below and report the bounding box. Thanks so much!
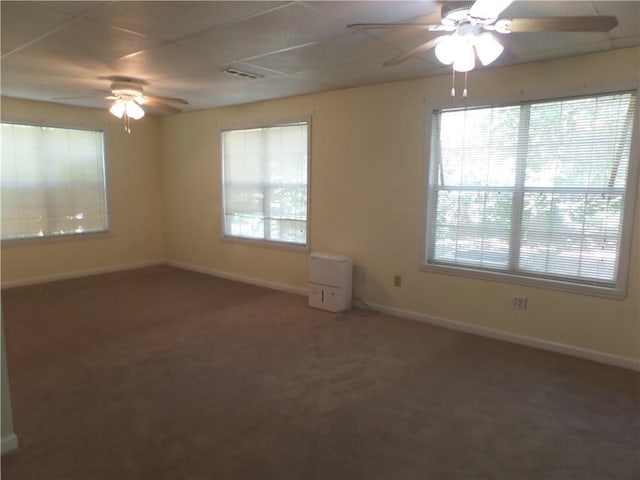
[1,98,165,284]
[160,47,640,363]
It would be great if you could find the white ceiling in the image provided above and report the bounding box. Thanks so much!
[1,1,638,114]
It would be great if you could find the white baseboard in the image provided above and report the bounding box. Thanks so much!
[1,433,19,455]
[1,260,164,289]
[165,260,308,297]
[369,302,640,372]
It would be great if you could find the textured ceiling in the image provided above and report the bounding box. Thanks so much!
[1,1,638,114]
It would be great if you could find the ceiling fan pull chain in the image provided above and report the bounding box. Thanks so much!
[463,72,468,98]
[451,67,456,97]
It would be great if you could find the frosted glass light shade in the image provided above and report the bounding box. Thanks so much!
[125,100,145,120]
[452,41,475,72]
[435,35,461,65]
[109,100,125,119]
[474,33,504,66]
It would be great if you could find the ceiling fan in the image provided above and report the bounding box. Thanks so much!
[105,79,188,133]
[349,0,618,96]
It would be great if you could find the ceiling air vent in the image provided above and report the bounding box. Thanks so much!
[222,67,264,80]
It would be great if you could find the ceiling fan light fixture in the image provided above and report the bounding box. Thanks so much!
[105,80,187,133]
[474,32,504,66]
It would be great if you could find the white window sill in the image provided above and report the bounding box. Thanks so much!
[420,262,626,300]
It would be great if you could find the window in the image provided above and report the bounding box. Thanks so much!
[1,123,107,241]
[221,121,309,247]
[424,91,637,296]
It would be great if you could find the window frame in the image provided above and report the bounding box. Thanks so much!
[420,88,640,299]
[219,117,311,252]
[0,121,110,244]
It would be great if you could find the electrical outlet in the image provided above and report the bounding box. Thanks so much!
[359,267,367,285]
[512,296,528,310]
[393,274,402,287]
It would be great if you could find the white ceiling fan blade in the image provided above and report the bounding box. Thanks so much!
[144,94,188,105]
[469,0,514,20]
[144,98,182,113]
[507,16,618,33]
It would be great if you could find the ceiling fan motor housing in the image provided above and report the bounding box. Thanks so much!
[441,1,475,25]
[111,81,144,98]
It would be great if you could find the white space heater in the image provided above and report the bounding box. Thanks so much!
[308,253,352,313]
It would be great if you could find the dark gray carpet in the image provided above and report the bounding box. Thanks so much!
[1,265,638,479]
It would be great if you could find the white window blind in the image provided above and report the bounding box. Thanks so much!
[425,91,637,294]
[1,123,107,240]
[222,122,308,246]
